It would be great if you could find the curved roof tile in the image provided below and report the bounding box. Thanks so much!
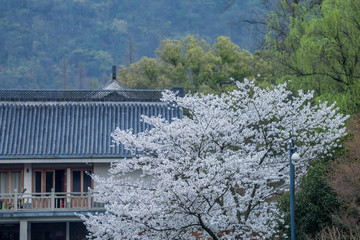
[0,101,181,159]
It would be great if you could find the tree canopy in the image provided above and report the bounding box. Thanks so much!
[264,0,360,113]
[119,36,272,93]
[82,80,347,239]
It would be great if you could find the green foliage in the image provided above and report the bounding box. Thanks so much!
[277,162,339,239]
[119,36,272,93]
[265,0,360,114]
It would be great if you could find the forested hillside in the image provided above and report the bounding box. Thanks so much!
[0,0,263,89]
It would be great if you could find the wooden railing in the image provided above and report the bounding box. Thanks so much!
[0,189,104,212]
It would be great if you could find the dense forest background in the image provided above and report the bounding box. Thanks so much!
[0,0,264,89]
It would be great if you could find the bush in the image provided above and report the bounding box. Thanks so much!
[277,162,339,239]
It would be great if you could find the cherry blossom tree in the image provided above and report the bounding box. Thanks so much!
[82,80,348,239]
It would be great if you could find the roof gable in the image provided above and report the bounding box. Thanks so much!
[101,80,129,90]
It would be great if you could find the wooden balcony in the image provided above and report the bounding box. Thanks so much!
[0,189,104,212]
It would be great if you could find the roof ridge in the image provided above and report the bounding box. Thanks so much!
[0,89,165,102]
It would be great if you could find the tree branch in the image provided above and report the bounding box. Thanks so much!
[197,214,219,240]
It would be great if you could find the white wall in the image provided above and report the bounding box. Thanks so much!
[93,163,111,190]
[93,162,153,190]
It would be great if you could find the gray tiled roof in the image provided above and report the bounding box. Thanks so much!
[0,91,182,159]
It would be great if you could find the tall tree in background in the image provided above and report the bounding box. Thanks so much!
[228,0,323,49]
[118,36,272,93]
[264,0,360,113]
[126,33,135,65]
[82,80,347,239]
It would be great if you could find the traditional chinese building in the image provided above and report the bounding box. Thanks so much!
[0,75,182,240]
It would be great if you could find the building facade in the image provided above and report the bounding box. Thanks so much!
[0,85,182,240]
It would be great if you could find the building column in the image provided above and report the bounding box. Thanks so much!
[23,164,32,208]
[67,168,71,208]
[24,163,32,193]
[28,222,31,240]
[66,222,70,240]
[20,219,28,240]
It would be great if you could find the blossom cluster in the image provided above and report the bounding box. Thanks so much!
[82,80,347,239]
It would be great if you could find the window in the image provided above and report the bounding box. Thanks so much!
[70,222,88,240]
[33,169,65,193]
[31,223,66,240]
[0,172,9,194]
[83,173,91,192]
[0,170,23,194]
[34,172,42,193]
[45,171,53,193]
[11,172,21,194]
[72,171,81,193]
[71,169,92,193]
[71,169,93,208]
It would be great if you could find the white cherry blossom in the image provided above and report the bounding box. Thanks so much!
[82,80,347,239]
